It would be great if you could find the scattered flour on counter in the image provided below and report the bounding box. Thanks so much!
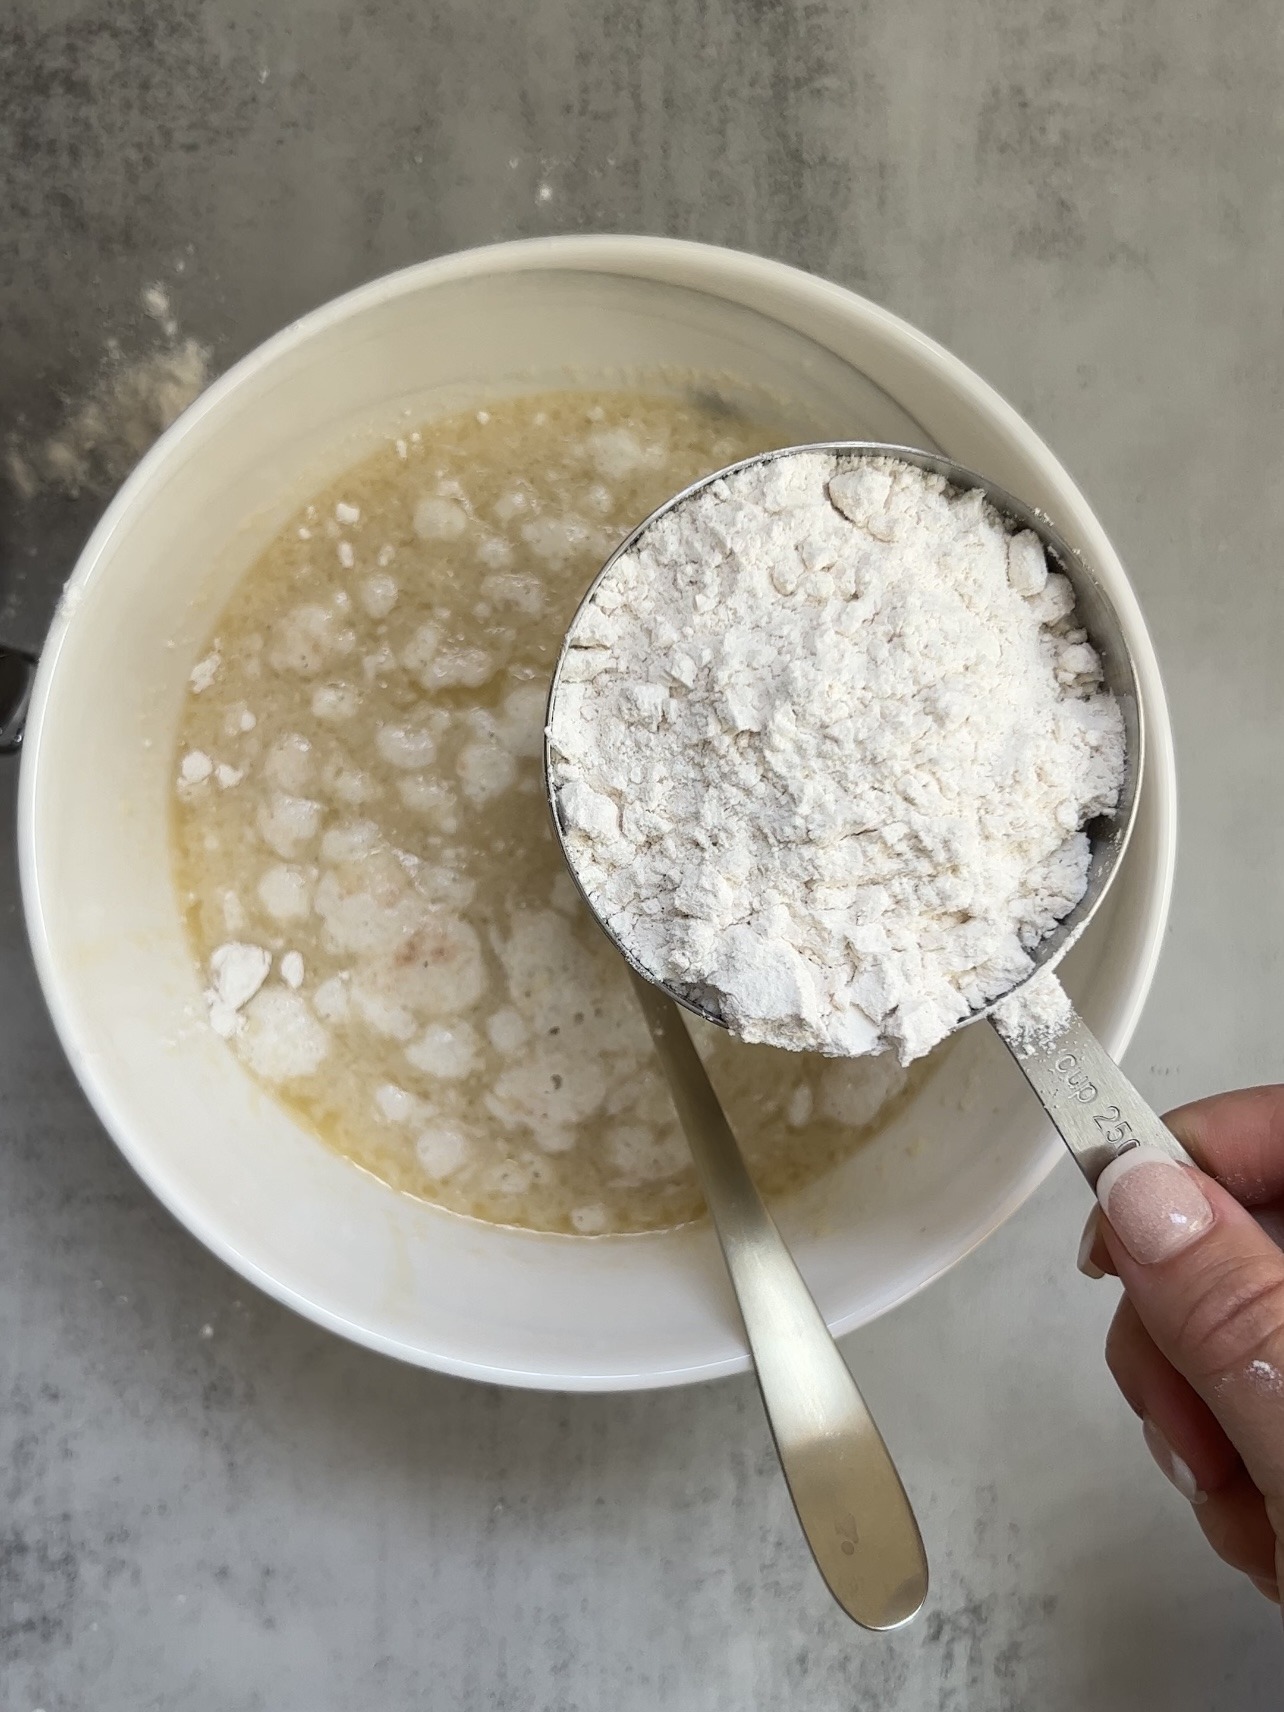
[549,452,1127,1065]
[142,282,179,339]
[5,329,210,500]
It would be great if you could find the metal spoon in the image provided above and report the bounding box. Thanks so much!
[543,452,937,1632]
[626,968,929,1631]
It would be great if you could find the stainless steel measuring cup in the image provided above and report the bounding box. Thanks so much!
[545,442,1196,1190]
[541,442,1196,1633]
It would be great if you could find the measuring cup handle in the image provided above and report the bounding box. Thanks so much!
[1,644,38,756]
[993,980,1195,1188]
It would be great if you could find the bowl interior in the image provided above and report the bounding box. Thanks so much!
[20,242,1175,1388]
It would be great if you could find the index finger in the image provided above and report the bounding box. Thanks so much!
[1166,1086,1284,1205]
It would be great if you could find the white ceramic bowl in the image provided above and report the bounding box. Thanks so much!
[18,237,1176,1390]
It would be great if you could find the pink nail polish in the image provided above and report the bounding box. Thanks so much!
[1142,1417,1207,1505]
[1097,1143,1213,1265]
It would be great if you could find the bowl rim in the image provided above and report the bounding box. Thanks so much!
[16,235,1177,1388]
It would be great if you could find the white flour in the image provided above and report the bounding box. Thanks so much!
[5,280,208,501]
[992,967,1076,1053]
[548,453,1126,1063]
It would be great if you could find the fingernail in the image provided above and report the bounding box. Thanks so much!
[1076,1206,1105,1279]
[1142,1417,1207,1505]
[1251,1575,1281,1605]
[1097,1143,1213,1264]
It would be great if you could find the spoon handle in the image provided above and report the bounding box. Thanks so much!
[991,978,1195,1186]
[628,973,928,1631]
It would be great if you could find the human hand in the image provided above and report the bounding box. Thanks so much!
[1080,1086,1284,1605]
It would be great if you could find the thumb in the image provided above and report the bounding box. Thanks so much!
[1097,1141,1284,1518]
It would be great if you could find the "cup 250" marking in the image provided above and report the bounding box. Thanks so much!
[1053,1053,1136,1148]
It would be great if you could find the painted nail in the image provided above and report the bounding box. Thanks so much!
[1142,1417,1207,1505]
[1097,1144,1213,1265]
[1250,1575,1281,1605]
[1076,1206,1104,1279]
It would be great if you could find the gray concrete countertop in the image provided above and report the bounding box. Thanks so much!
[2,2,1281,1705]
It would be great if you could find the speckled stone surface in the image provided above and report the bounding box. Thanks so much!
[2,2,1283,1705]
